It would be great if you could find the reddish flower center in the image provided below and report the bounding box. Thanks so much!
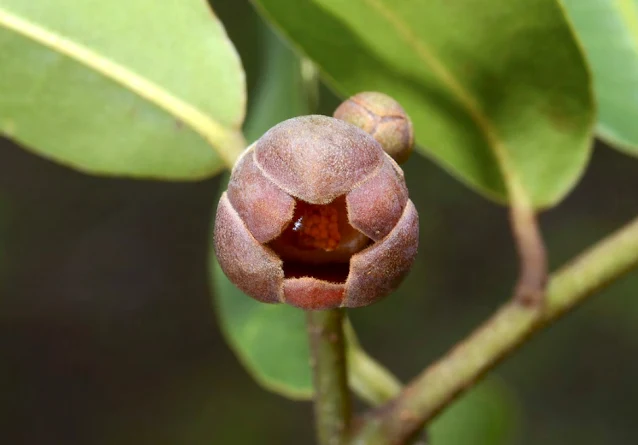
[268,197,371,283]
[288,200,341,251]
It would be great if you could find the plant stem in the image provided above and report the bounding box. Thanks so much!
[307,308,352,445]
[509,197,547,306]
[350,216,638,445]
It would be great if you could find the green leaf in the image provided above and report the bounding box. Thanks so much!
[562,0,638,156]
[242,31,310,143]
[252,0,595,208]
[211,256,312,399]
[430,379,519,445]
[210,28,313,399]
[0,0,245,179]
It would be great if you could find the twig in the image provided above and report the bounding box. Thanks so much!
[307,309,352,445]
[349,216,638,445]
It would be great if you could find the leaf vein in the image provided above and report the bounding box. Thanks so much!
[360,0,528,202]
[0,6,244,167]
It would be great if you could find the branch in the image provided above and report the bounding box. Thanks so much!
[307,308,352,445]
[350,216,638,445]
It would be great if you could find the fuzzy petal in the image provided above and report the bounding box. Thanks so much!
[254,115,383,204]
[343,200,419,307]
[347,159,408,241]
[214,193,284,303]
[283,277,345,310]
[227,148,295,243]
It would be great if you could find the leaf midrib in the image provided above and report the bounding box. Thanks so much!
[359,0,528,203]
[0,5,244,168]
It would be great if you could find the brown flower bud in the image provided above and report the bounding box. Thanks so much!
[333,92,414,164]
[214,115,419,310]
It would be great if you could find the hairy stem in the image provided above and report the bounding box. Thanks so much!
[350,216,638,445]
[307,309,352,445]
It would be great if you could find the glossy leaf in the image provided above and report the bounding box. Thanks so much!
[211,28,313,399]
[562,0,638,156]
[430,379,519,445]
[0,0,245,179]
[253,0,594,207]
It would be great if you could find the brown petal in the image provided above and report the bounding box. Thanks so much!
[214,193,284,303]
[227,147,295,243]
[347,158,408,241]
[343,200,419,308]
[254,115,384,204]
[283,277,345,310]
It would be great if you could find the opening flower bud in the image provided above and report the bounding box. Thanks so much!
[214,114,418,310]
[269,197,372,284]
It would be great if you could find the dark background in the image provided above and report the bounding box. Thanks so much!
[1,1,637,444]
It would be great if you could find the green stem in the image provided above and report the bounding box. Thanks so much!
[307,309,352,445]
[350,216,638,445]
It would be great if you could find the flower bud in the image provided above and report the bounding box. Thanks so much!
[333,92,414,164]
[214,115,418,310]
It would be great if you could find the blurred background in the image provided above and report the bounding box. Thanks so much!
[1,1,637,444]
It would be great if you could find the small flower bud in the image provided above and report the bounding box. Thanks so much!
[214,115,418,310]
[333,92,414,164]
